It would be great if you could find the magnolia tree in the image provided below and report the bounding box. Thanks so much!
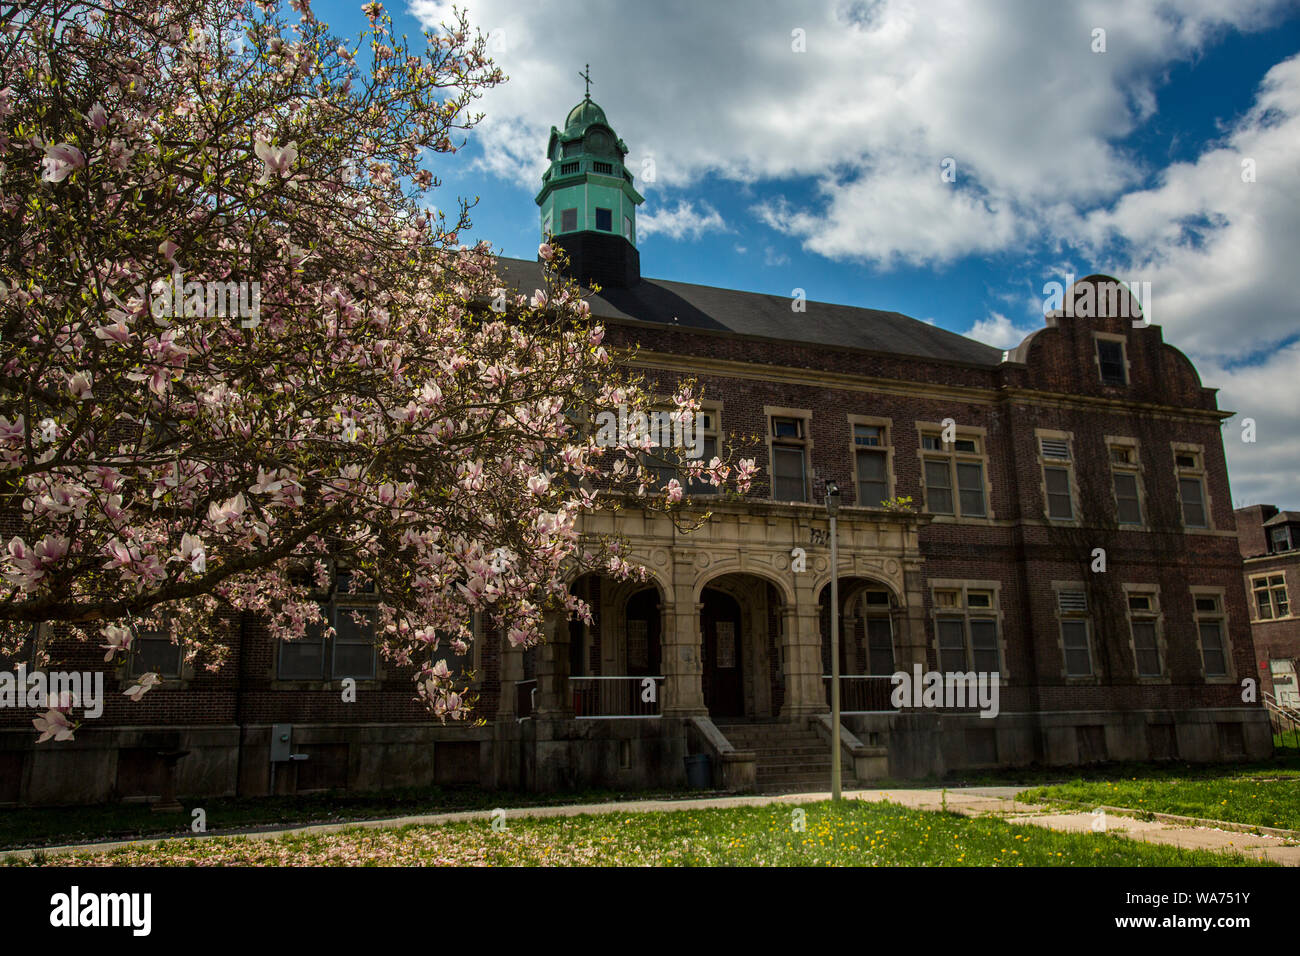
[0,0,756,738]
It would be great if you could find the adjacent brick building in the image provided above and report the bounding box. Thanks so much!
[0,94,1272,805]
[1234,505,1300,710]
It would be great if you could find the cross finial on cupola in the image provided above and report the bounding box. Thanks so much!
[579,63,593,99]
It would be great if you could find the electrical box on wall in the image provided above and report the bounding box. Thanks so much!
[270,724,308,763]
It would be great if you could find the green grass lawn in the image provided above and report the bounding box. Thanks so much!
[4,799,1271,867]
[1021,772,1300,831]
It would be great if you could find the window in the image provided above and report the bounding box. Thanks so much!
[131,620,184,678]
[853,424,888,507]
[640,409,720,495]
[279,573,377,680]
[623,215,633,241]
[560,207,578,232]
[932,585,1001,673]
[592,161,613,175]
[559,161,579,176]
[923,460,952,514]
[1271,526,1295,553]
[1109,441,1143,525]
[1174,448,1208,528]
[770,415,809,502]
[686,411,720,495]
[1193,593,1229,678]
[595,207,612,231]
[1045,473,1076,516]
[332,606,377,678]
[1039,435,1074,521]
[1252,574,1289,620]
[1057,589,1093,677]
[1097,337,1127,385]
[1126,590,1163,677]
[773,417,802,439]
[920,430,987,518]
[542,215,552,240]
[773,447,806,501]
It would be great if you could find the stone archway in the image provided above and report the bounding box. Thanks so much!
[694,571,786,720]
[818,577,902,713]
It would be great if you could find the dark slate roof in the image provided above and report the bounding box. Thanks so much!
[495,257,1004,367]
[1264,511,1300,526]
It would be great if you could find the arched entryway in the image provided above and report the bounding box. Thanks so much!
[697,572,787,720]
[701,588,744,717]
[561,573,665,717]
[820,578,900,713]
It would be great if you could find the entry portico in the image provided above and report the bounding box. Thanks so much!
[513,500,929,725]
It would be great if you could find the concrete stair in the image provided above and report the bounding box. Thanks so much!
[714,720,857,792]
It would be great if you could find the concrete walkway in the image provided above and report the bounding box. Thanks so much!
[7,786,1298,864]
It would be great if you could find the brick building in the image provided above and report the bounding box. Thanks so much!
[1234,505,1300,711]
[0,95,1272,805]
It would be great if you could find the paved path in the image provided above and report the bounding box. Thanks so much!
[7,786,1298,864]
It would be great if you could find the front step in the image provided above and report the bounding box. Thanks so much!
[715,719,859,791]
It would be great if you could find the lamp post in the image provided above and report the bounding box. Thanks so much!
[825,480,842,801]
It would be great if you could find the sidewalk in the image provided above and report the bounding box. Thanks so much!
[7,786,1298,864]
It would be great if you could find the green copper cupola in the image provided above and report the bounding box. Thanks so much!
[536,72,644,288]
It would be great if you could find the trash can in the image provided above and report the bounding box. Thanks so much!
[684,754,711,789]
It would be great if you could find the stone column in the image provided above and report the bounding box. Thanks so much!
[497,636,523,720]
[781,599,828,717]
[534,608,573,718]
[661,599,707,716]
[897,565,930,671]
[663,548,707,716]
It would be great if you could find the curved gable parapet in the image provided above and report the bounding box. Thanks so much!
[1001,274,1214,408]
[1156,339,1206,391]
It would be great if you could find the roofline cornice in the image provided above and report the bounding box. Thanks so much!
[627,348,1231,422]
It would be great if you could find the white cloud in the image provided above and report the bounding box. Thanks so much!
[964,312,1037,349]
[637,201,728,241]
[409,0,1288,264]
[763,245,790,267]
[1056,54,1300,507]
[405,0,1299,502]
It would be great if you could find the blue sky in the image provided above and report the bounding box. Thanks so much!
[312,0,1299,506]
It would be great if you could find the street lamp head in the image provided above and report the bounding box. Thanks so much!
[825,479,841,517]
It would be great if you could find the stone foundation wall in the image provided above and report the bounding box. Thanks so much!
[0,708,1271,806]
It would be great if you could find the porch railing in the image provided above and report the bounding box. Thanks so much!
[823,675,897,713]
[570,676,663,718]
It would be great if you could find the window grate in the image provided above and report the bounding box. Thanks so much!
[593,161,613,175]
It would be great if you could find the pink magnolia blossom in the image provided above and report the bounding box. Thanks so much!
[39,143,85,183]
[33,709,75,743]
[254,136,299,184]
[100,624,133,661]
[124,672,162,701]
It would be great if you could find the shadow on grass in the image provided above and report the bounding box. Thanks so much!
[0,784,710,851]
[5,751,1298,850]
